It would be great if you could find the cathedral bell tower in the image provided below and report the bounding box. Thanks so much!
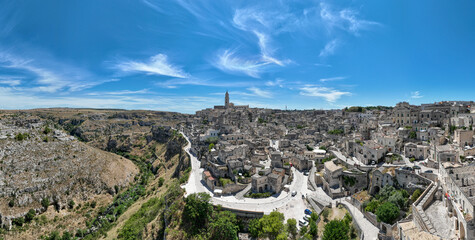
[225,91,230,108]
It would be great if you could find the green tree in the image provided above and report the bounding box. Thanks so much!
[46,231,61,240]
[61,231,72,240]
[364,199,380,213]
[388,191,405,209]
[322,220,349,240]
[259,211,285,240]
[408,131,417,139]
[25,209,36,222]
[208,211,239,240]
[286,218,297,239]
[183,193,213,233]
[322,208,330,222]
[299,225,308,236]
[209,143,215,151]
[309,219,318,239]
[342,213,352,225]
[249,218,261,238]
[376,202,399,224]
[377,185,396,201]
[411,189,422,202]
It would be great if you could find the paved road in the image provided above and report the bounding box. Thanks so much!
[235,184,252,200]
[331,150,357,166]
[182,132,312,215]
[182,134,212,197]
[182,134,391,238]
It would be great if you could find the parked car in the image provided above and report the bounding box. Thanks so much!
[413,165,421,170]
[291,191,297,197]
[424,170,433,173]
[303,214,311,221]
[304,209,312,215]
[302,194,305,199]
[303,171,309,176]
[299,219,309,226]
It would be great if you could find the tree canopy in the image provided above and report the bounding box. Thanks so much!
[322,220,349,240]
[376,202,399,224]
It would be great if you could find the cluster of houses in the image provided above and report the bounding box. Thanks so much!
[179,94,475,239]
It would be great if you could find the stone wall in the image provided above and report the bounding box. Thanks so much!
[412,182,437,235]
[220,183,248,195]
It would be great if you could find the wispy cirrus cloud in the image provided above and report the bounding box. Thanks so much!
[247,87,272,98]
[0,50,115,93]
[213,7,294,77]
[214,49,268,78]
[411,91,423,99]
[319,3,380,36]
[265,78,284,87]
[87,89,152,96]
[0,76,21,86]
[116,54,189,78]
[318,3,380,57]
[299,86,351,102]
[320,76,346,82]
[213,87,272,99]
[319,39,339,57]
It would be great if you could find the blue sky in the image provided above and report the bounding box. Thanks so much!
[1,0,475,113]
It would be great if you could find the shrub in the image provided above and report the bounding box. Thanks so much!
[8,199,14,208]
[411,189,422,202]
[322,208,330,222]
[25,209,36,222]
[12,217,25,226]
[41,198,50,209]
[90,201,97,208]
[44,126,52,134]
[158,177,165,187]
[68,200,75,209]
[15,133,29,141]
[365,199,380,213]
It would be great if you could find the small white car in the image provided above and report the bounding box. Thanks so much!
[299,219,309,226]
[291,191,297,197]
[303,214,311,221]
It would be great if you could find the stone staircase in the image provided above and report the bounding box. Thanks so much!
[413,183,438,235]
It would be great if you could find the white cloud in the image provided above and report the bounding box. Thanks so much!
[87,89,151,96]
[319,3,380,36]
[214,49,268,78]
[0,87,220,113]
[319,39,339,57]
[227,7,292,75]
[0,51,114,93]
[247,87,272,98]
[320,76,346,82]
[299,86,351,102]
[117,54,189,78]
[0,77,21,86]
[315,63,332,67]
[265,78,284,87]
[411,91,423,99]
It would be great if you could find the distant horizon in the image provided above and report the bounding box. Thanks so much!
[1,98,474,114]
[1,1,475,113]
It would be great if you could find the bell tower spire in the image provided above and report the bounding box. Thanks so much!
[225,90,230,108]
